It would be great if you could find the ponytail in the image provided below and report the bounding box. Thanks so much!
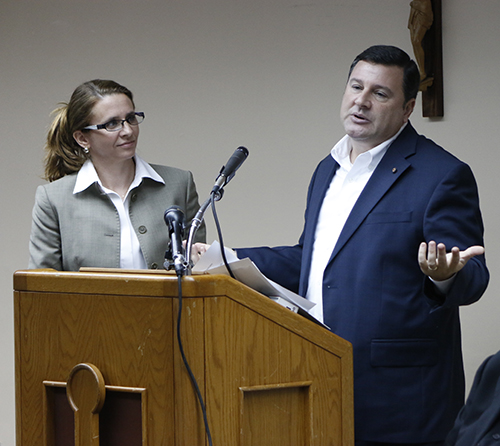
[43,104,89,182]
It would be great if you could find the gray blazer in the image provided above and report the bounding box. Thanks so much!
[29,164,206,271]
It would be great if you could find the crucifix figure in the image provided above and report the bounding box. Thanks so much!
[408,0,434,91]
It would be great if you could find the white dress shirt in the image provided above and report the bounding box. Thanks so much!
[306,127,405,322]
[73,154,165,269]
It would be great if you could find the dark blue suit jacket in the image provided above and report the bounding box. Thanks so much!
[446,351,500,445]
[237,123,489,443]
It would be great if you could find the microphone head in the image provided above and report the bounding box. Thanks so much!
[164,206,185,231]
[236,146,249,156]
[211,146,250,197]
[221,146,249,182]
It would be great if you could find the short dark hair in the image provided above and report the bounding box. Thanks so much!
[348,45,420,104]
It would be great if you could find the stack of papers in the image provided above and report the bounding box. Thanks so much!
[193,241,327,328]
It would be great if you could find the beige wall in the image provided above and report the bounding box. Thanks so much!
[1,0,499,443]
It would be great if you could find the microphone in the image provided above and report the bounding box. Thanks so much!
[164,205,186,276]
[211,146,249,196]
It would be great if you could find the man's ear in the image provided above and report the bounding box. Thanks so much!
[403,98,416,122]
[73,130,90,149]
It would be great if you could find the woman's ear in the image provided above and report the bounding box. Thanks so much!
[73,130,90,149]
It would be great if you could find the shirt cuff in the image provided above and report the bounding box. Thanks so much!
[429,274,456,294]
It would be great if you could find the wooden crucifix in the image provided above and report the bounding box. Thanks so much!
[408,0,443,117]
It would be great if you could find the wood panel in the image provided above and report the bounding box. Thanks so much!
[240,384,311,446]
[14,289,175,445]
[205,296,350,445]
[43,382,145,446]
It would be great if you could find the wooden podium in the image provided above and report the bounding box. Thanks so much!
[14,269,353,445]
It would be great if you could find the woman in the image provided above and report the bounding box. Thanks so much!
[29,79,205,271]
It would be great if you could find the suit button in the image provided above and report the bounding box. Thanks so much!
[151,263,158,269]
[131,193,138,202]
[492,433,500,440]
[138,225,147,234]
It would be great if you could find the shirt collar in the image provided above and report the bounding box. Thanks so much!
[331,122,407,170]
[73,154,165,195]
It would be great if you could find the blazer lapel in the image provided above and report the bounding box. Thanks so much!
[304,157,339,246]
[299,156,339,294]
[329,124,418,263]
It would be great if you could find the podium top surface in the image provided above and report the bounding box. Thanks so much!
[14,268,235,297]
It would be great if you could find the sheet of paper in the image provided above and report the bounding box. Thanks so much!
[193,241,315,312]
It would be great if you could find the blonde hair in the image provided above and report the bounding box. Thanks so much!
[43,79,134,182]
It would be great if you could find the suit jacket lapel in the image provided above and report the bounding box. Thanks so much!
[329,123,418,262]
[304,157,339,245]
[299,156,339,294]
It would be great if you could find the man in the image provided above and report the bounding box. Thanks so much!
[195,45,489,445]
